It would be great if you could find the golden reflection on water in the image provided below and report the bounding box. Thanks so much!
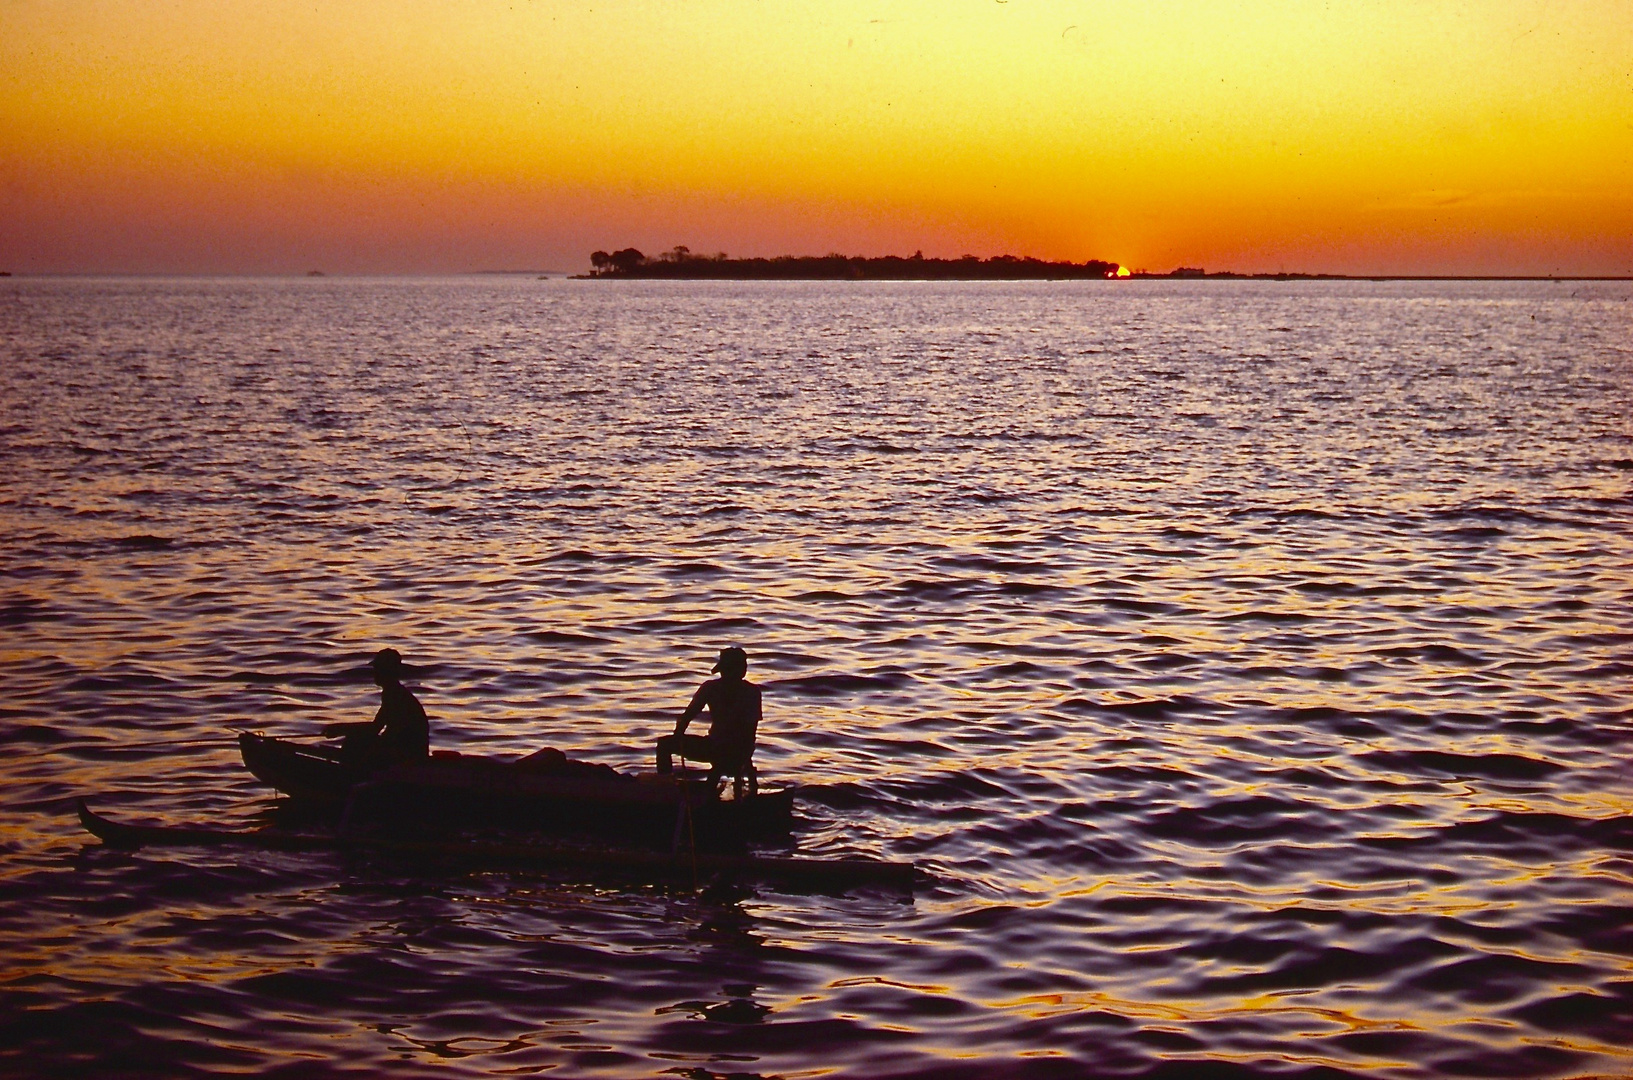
[1,278,1630,1077]
[998,987,1414,1036]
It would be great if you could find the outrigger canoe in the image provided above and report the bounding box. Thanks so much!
[239,732,795,844]
[76,799,914,892]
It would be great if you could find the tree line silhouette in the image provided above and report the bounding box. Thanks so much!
[587,246,1121,280]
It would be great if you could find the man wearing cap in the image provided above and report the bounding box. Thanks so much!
[323,648,431,772]
[656,646,761,784]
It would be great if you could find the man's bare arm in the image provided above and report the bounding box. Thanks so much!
[674,683,710,735]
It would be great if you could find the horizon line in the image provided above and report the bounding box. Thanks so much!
[4,271,1629,282]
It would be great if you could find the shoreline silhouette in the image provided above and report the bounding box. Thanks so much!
[587,246,1120,280]
[582,248,1626,281]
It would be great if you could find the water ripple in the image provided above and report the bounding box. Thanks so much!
[0,277,1629,1077]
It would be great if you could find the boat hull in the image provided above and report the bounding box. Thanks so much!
[239,733,351,803]
[237,733,794,843]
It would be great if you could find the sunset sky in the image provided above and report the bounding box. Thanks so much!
[3,0,1630,275]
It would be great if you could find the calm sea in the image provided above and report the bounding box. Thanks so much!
[1,277,1630,1079]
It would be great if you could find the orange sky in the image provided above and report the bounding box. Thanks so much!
[2,0,1630,275]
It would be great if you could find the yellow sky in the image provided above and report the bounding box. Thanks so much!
[2,0,1630,273]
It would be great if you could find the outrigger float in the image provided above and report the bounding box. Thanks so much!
[75,799,914,891]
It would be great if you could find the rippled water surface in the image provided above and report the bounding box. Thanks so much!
[2,277,1631,1078]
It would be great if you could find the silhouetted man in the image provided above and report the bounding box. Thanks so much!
[324,648,430,772]
[657,646,761,786]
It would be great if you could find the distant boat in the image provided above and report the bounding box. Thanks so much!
[306,270,324,277]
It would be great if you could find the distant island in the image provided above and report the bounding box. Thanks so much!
[586,246,1120,280]
[579,249,1619,282]
[1135,266,1345,280]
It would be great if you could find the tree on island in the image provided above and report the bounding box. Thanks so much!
[590,248,648,274]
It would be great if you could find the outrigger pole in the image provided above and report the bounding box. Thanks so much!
[74,799,917,893]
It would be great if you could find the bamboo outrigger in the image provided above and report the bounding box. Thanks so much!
[75,799,917,892]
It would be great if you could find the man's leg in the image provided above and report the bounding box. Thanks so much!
[656,734,714,773]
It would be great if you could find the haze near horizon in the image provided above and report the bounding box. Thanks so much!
[2,0,1629,276]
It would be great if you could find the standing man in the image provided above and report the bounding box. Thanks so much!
[657,646,761,788]
[324,648,430,772]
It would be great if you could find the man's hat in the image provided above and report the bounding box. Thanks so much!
[369,648,404,673]
[711,646,748,673]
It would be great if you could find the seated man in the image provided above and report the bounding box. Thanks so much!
[323,648,430,772]
[656,646,761,790]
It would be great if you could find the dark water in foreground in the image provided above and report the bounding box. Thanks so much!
[1,277,1630,1078]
